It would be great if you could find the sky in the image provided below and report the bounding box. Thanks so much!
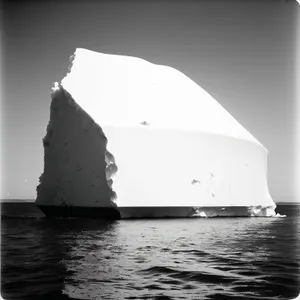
[1,0,299,202]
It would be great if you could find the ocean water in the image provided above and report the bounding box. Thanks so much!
[1,214,300,300]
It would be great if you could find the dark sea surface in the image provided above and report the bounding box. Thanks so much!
[1,207,300,300]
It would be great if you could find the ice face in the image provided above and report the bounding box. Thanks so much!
[36,48,276,216]
[35,86,117,210]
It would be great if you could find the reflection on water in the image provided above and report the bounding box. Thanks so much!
[1,217,300,299]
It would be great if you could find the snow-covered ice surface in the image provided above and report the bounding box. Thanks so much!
[36,48,277,218]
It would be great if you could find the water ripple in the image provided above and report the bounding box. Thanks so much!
[1,217,299,300]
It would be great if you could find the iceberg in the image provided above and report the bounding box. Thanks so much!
[35,48,276,218]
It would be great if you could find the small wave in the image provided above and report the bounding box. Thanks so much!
[206,292,264,300]
[171,249,210,257]
[141,266,238,284]
[144,284,165,290]
[153,296,175,300]
[159,278,183,285]
[142,266,176,275]
[233,270,263,277]
[232,280,299,299]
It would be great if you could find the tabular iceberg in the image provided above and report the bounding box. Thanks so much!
[35,48,276,218]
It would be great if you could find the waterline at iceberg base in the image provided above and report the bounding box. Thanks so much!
[35,48,277,219]
[37,205,277,219]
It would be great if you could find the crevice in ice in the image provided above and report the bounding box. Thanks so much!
[105,149,118,203]
[191,179,201,185]
[188,207,208,217]
[140,121,150,126]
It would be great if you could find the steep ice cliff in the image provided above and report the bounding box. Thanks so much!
[36,48,276,217]
[35,84,119,218]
